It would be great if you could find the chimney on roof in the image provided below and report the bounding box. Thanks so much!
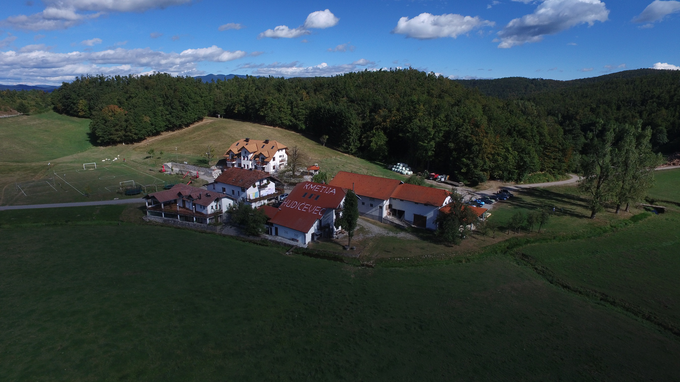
[264,139,269,144]
[245,138,250,142]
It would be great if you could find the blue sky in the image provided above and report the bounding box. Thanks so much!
[0,0,678,85]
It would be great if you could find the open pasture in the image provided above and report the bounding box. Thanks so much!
[647,168,680,207]
[0,111,91,163]
[2,220,680,381]
[519,212,680,331]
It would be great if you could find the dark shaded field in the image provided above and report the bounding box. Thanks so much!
[1,207,680,381]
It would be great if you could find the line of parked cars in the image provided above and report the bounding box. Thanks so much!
[468,189,514,207]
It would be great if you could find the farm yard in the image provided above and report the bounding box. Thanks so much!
[2,112,680,380]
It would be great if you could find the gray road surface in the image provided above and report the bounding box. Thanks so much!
[0,198,145,211]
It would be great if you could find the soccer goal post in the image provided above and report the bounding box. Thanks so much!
[83,162,97,170]
[119,180,136,190]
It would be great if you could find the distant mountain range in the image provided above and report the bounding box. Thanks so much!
[0,74,251,92]
[194,74,251,82]
[0,84,59,92]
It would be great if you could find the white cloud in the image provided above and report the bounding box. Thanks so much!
[19,44,51,52]
[392,13,495,39]
[0,33,18,49]
[604,63,626,71]
[496,0,609,48]
[246,60,376,77]
[41,0,193,13]
[653,62,680,70]
[1,0,192,31]
[328,43,355,52]
[259,9,339,39]
[580,67,594,72]
[0,44,247,85]
[258,25,309,39]
[303,9,339,29]
[353,58,374,66]
[633,1,680,23]
[150,32,163,38]
[218,23,244,31]
[82,38,102,46]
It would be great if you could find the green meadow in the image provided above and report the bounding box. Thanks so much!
[1,207,680,381]
[2,113,680,380]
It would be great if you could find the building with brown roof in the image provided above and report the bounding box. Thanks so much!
[266,182,346,246]
[223,138,288,174]
[390,183,452,229]
[329,171,453,229]
[144,184,230,224]
[328,171,402,220]
[208,167,283,208]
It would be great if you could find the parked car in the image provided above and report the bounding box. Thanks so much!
[479,197,494,204]
[498,189,514,197]
[496,193,509,201]
[279,193,289,202]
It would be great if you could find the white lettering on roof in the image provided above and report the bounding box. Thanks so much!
[281,199,325,217]
[303,183,336,195]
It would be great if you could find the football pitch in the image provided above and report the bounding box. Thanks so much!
[8,162,183,205]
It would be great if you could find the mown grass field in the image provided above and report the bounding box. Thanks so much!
[2,208,680,381]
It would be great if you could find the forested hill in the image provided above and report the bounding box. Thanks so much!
[455,69,663,99]
[49,68,680,183]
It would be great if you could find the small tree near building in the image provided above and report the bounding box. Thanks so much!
[230,202,267,236]
[436,190,478,245]
[312,171,328,184]
[335,190,359,248]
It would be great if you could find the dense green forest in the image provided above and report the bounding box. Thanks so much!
[41,68,680,183]
[0,89,52,115]
[458,69,680,152]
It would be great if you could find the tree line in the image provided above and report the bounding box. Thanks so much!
[51,73,209,145]
[46,68,677,185]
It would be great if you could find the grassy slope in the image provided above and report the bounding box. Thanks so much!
[647,168,680,206]
[0,114,408,206]
[0,111,91,163]
[518,169,680,329]
[1,219,679,381]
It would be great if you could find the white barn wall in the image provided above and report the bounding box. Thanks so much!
[390,198,448,230]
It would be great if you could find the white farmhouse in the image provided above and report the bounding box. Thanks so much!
[207,167,283,209]
[390,183,452,230]
[265,182,346,246]
[328,171,402,222]
[144,184,230,224]
[223,138,288,174]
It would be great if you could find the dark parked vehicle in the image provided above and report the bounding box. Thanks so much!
[498,189,514,197]
[279,193,289,202]
[479,197,494,204]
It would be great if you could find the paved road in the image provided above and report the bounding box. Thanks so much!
[2,166,678,212]
[0,198,145,211]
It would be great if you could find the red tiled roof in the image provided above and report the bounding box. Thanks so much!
[259,205,279,220]
[145,184,226,206]
[439,204,487,218]
[329,171,402,201]
[269,182,346,233]
[213,167,273,188]
[391,183,451,206]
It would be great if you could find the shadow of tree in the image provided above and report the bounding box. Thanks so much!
[501,188,590,220]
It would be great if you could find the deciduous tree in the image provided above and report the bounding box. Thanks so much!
[335,190,359,248]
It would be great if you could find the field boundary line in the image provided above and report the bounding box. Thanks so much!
[120,163,165,183]
[53,172,85,196]
[513,251,680,340]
